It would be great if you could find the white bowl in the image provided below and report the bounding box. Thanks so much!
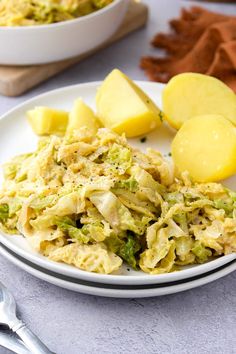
[0,0,128,66]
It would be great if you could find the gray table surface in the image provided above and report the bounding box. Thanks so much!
[0,1,236,353]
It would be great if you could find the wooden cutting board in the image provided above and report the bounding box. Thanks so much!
[0,1,148,97]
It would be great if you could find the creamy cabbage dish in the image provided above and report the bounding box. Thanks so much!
[0,128,235,274]
[0,0,113,26]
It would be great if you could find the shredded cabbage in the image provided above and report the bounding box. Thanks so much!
[0,127,235,274]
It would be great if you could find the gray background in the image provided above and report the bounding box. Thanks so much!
[0,1,236,353]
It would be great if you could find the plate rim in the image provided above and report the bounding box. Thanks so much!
[1,242,235,290]
[0,80,235,286]
[0,243,235,298]
[0,232,235,285]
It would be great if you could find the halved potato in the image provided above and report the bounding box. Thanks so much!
[171,114,236,182]
[27,106,68,136]
[163,73,236,130]
[67,98,100,135]
[96,69,163,137]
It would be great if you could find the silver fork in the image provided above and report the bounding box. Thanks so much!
[0,332,30,354]
[0,281,53,354]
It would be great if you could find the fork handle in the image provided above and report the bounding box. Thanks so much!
[11,320,53,354]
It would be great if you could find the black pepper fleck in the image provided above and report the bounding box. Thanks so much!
[159,111,164,122]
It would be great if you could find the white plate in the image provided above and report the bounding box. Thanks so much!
[0,244,235,298]
[0,0,127,65]
[0,81,235,286]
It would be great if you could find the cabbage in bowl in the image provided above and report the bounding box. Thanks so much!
[0,0,114,26]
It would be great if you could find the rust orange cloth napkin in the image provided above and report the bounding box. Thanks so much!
[141,7,236,91]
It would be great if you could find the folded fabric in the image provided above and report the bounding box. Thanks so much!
[141,7,236,91]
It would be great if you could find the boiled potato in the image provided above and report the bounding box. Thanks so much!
[27,107,68,136]
[171,114,236,182]
[163,73,236,130]
[67,98,100,135]
[96,69,163,137]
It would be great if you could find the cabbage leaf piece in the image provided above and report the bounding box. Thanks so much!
[89,191,148,235]
[119,233,142,270]
[192,241,212,263]
[49,242,122,274]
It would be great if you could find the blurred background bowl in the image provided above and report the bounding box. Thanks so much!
[0,0,128,66]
